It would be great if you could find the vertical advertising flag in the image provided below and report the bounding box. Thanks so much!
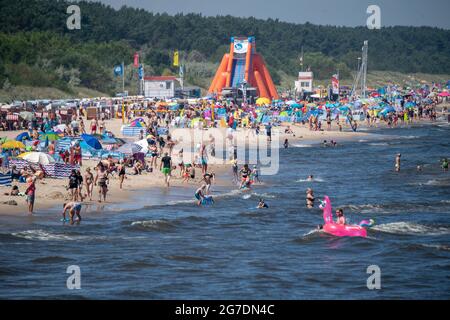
[114,64,123,76]
[138,64,144,79]
[134,53,139,67]
[173,50,179,67]
[332,74,340,95]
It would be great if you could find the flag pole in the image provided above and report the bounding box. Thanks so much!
[122,61,125,94]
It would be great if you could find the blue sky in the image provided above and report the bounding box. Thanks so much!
[96,0,450,29]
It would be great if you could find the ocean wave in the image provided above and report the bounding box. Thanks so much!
[130,219,178,231]
[11,230,92,241]
[296,177,324,183]
[291,144,313,148]
[371,222,450,236]
[369,142,389,146]
[423,179,450,186]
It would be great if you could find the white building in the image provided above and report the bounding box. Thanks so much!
[295,71,314,94]
[144,76,179,99]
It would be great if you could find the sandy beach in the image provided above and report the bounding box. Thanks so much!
[0,116,372,216]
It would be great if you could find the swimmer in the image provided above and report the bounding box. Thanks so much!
[306,188,315,208]
[194,184,208,206]
[442,158,449,172]
[284,139,289,149]
[257,198,268,209]
[307,175,314,181]
[335,208,346,225]
[417,165,422,172]
[395,153,401,172]
[62,202,82,224]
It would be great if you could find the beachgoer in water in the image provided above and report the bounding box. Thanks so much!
[194,184,208,206]
[442,158,449,172]
[306,188,315,208]
[307,175,314,181]
[202,172,215,195]
[62,201,82,224]
[257,198,268,209]
[231,158,239,183]
[335,208,346,225]
[395,153,401,172]
[284,139,289,149]
[239,164,252,189]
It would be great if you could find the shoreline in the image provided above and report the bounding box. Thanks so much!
[0,117,446,218]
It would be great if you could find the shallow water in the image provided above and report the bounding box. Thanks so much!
[0,123,449,299]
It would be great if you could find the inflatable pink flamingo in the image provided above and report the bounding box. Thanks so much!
[319,196,371,238]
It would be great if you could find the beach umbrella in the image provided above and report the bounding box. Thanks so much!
[53,124,68,133]
[1,140,25,149]
[256,97,271,106]
[134,139,149,154]
[16,132,30,141]
[117,143,136,155]
[18,152,55,165]
[438,92,449,97]
[19,111,35,121]
[40,132,60,141]
[81,133,102,150]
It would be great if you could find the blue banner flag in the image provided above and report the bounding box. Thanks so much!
[114,64,123,76]
[138,64,144,79]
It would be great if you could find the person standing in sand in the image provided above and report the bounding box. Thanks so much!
[395,153,401,172]
[90,119,98,135]
[25,175,36,214]
[160,152,172,187]
[94,163,109,202]
[84,167,94,201]
[117,160,126,189]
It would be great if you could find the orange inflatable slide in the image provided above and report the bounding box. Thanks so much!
[208,37,279,99]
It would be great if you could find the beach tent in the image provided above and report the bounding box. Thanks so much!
[81,134,102,150]
[18,152,55,165]
[1,140,25,149]
[15,132,30,141]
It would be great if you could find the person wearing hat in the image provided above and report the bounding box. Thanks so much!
[395,153,401,172]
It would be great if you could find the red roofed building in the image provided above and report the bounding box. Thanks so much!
[144,76,179,99]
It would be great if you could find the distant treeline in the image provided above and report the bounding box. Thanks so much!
[0,0,449,94]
